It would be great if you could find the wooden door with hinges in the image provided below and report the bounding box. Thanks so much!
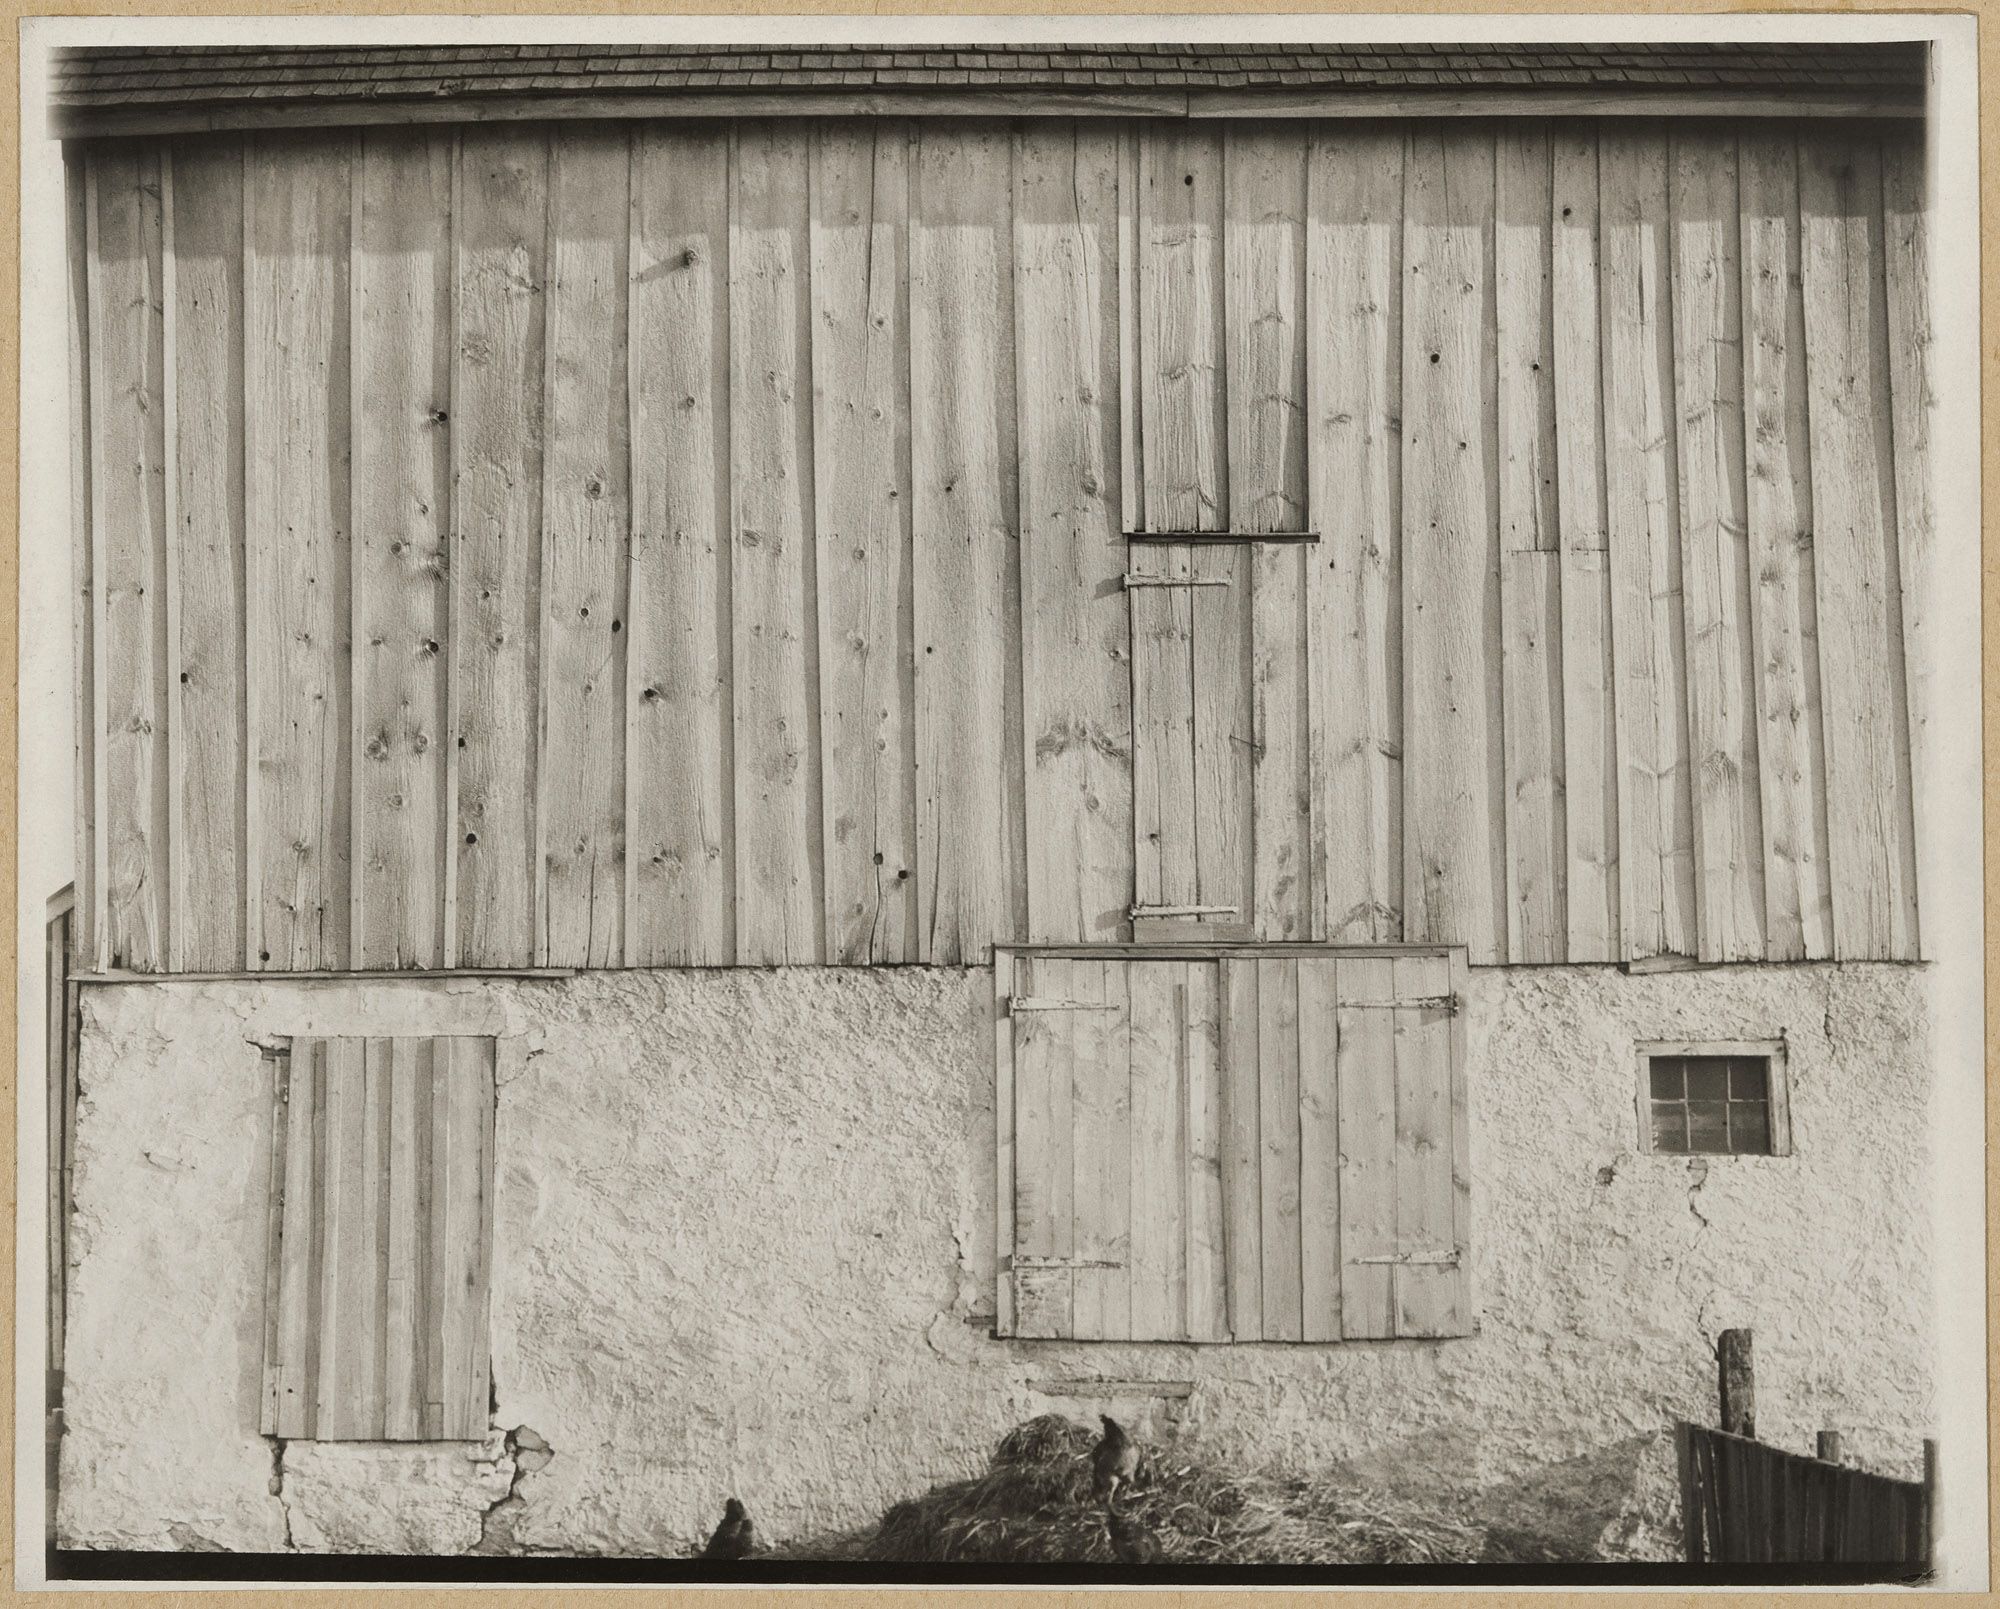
[995,944,1471,1344]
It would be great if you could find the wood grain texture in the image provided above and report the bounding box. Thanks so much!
[1069,958,1132,1340]
[628,125,734,966]
[1495,126,1567,962]
[537,129,630,967]
[1295,955,1341,1341]
[351,131,452,968]
[1225,127,1312,941]
[1182,958,1228,1341]
[383,1037,428,1438]
[1129,542,1198,913]
[1015,122,1132,946]
[1126,959,1187,1339]
[90,147,171,971]
[164,138,248,970]
[1305,127,1405,944]
[810,121,916,962]
[910,121,1020,963]
[1798,133,1919,960]
[1880,130,1933,959]
[1401,127,1504,963]
[1335,956,1396,1338]
[1219,956,1263,1340]
[1550,130,1620,962]
[451,127,548,968]
[1669,130,1767,962]
[69,152,100,969]
[730,122,822,964]
[1256,955,1303,1341]
[245,136,353,970]
[1010,955,1075,1338]
[1739,132,1834,961]
[1600,126,1698,960]
[1391,952,1457,1336]
[993,955,1017,1336]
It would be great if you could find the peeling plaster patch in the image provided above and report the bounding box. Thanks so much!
[473,1428,555,1556]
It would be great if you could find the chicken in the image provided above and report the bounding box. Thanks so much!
[1105,1492,1161,1564]
[699,1497,755,1561]
[1091,1414,1140,1501]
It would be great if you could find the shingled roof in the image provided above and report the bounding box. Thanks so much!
[49,40,1928,137]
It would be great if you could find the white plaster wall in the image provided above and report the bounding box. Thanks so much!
[57,961,1936,1560]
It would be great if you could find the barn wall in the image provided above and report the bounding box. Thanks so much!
[59,960,1934,1557]
[68,118,1932,972]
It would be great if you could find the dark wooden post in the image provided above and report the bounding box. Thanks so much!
[1718,1328,1755,1437]
[1816,1430,1842,1464]
[1922,1437,1940,1571]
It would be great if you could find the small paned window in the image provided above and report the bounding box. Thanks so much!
[1636,1041,1790,1157]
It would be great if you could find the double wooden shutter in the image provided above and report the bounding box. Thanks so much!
[261,1035,496,1440]
[996,947,1470,1343]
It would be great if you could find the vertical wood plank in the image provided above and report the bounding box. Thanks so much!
[1880,131,1933,958]
[438,1037,493,1439]
[1496,126,1567,962]
[461,1037,498,1437]
[166,138,249,971]
[1445,944,1473,1334]
[383,1037,424,1438]
[1129,543,1197,913]
[68,152,100,970]
[423,1033,449,1437]
[1550,129,1620,962]
[451,128,547,968]
[1305,127,1405,944]
[1015,121,1132,946]
[538,128,629,968]
[1126,960,1187,1340]
[1225,126,1312,940]
[1011,957,1074,1338]
[809,121,916,963]
[1669,129,1767,962]
[1401,127,1504,963]
[1799,132,1920,960]
[259,1049,288,1435]
[1739,132,1835,961]
[1392,952,1457,1336]
[1256,956,1303,1341]
[1218,956,1262,1340]
[272,1042,319,1437]
[315,1037,368,1438]
[993,953,1016,1336]
[910,121,1019,963]
[89,146,170,971]
[352,130,453,968]
[245,136,353,972]
[356,1035,391,1437]
[1600,125,1698,960]
[1070,959,1133,1340]
[1296,954,1341,1341]
[1183,959,1227,1341]
[730,122,823,964]
[628,125,734,967]
[1336,957,1396,1338]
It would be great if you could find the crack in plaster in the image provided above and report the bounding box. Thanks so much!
[266,1438,297,1551]
[473,1426,554,1556]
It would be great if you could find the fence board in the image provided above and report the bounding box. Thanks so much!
[1680,1423,1932,1566]
[628,126,734,966]
[91,148,170,972]
[1550,130,1619,962]
[910,122,1018,963]
[1496,126,1566,962]
[1739,132,1835,961]
[807,122,915,963]
[1670,132,1767,962]
[1336,956,1396,1338]
[1880,132,1933,959]
[1305,127,1404,944]
[245,138,352,971]
[1014,122,1131,946]
[537,130,629,967]
[165,140,248,970]
[1601,126,1698,960]
[1798,134,1919,960]
[451,127,547,968]
[351,131,452,969]
[1401,127,1503,963]
[1226,127,1312,940]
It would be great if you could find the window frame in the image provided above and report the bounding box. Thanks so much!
[1633,1037,1792,1158]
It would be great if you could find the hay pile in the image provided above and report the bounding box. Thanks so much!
[855,1414,1487,1566]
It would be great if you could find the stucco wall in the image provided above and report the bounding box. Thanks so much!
[57,960,1936,1560]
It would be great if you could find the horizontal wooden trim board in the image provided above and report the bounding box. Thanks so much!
[999,941,1458,960]
[1125,530,1322,544]
[52,87,1924,142]
[74,967,580,985]
[1033,1379,1196,1398]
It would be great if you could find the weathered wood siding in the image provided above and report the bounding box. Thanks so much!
[71,119,1931,971]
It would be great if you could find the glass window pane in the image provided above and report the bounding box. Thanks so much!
[1728,1058,1768,1100]
[1729,1101,1771,1154]
[1651,1102,1689,1153]
[1686,1060,1730,1102]
[1687,1100,1729,1152]
[1649,1059,1684,1100]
